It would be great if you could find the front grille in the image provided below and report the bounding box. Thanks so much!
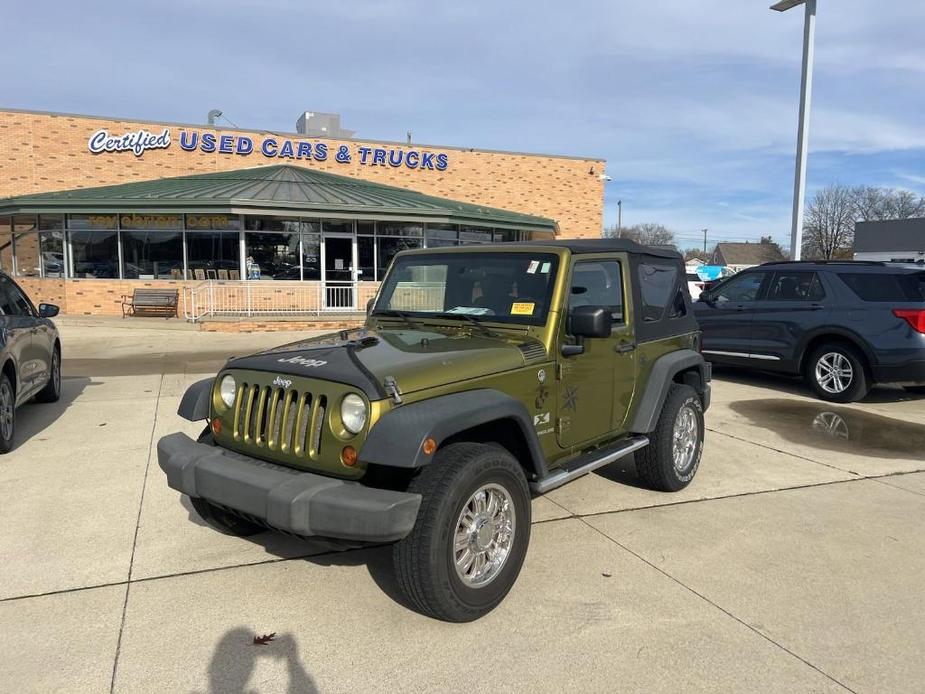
[232,382,327,458]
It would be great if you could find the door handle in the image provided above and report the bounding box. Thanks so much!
[615,342,636,354]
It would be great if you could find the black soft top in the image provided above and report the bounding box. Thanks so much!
[517,239,682,259]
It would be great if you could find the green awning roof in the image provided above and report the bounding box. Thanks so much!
[0,164,557,233]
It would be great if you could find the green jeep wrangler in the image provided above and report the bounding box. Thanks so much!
[158,240,710,622]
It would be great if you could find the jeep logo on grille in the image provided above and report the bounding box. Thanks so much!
[277,356,327,368]
[272,376,293,389]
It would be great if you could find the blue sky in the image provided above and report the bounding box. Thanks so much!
[3,0,924,251]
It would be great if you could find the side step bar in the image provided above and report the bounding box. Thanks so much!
[530,435,649,494]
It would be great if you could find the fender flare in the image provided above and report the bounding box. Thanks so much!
[178,377,214,421]
[795,327,876,372]
[358,389,547,477]
[628,349,710,434]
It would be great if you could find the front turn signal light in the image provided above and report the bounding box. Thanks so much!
[211,418,222,436]
[341,445,358,467]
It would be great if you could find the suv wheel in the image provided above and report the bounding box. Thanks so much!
[806,343,869,403]
[188,427,264,537]
[0,373,15,454]
[393,442,531,622]
[635,383,704,492]
[35,346,61,403]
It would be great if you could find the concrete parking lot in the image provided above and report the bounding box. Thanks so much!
[1,321,924,693]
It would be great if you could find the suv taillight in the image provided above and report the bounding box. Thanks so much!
[893,308,925,334]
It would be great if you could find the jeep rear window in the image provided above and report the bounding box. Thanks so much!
[375,252,560,326]
[837,272,925,302]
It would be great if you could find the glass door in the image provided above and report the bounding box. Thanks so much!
[322,234,356,310]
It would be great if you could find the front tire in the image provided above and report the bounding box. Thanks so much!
[189,426,263,536]
[393,442,531,622]
[635,383,704,492]
[806,343,869,403]
[35,346,61,403]
[0,373,15,454]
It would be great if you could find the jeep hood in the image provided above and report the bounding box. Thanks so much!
[224,327,539,398]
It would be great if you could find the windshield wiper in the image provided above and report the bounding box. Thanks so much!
[443,313,500,337]
[372,309,422,330]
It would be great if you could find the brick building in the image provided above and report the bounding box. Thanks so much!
[0,108,606,317]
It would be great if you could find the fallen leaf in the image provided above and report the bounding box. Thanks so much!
[253,632,276,646]
[601,572,612,578]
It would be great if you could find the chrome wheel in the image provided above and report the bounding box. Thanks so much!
[815,352,854,394]
[0,381,13,442]
[672,403,699,473]
[453,483,516,588]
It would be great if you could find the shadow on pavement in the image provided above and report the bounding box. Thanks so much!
[12,376,90,450]
[710,364,922,404]
[203,627,318,694]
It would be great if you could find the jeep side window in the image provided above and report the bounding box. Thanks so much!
[638,262,683,322]
[569,261,624,322]
[713,271,767,303]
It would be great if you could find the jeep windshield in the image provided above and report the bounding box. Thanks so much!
[374,252,560,326]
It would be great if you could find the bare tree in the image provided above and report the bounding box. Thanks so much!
[802,185,856,259]
[611,222,676,248]
[852,186,925,221]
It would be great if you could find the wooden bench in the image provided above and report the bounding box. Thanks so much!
[121,289,179,319]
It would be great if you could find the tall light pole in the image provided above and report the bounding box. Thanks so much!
[772,0,818,261]
[617,200,622,232]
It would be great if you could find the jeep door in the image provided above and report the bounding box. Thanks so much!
[695,270,770,362]
[748,270,830,370]
[556,256,635,448]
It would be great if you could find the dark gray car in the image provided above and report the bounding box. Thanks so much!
[693,261,925,402]
[0,272,61,452]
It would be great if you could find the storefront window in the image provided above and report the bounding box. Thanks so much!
[301,234,321,280]
[322,219,354,235]
[11,216,39,277]
[186,214,241,231]
[358,236,375,281]
[425,223,458,248]
[459,226,493,244]
[493,229,519,242]
[121,231,183,279]
[187,231,240,280]
[67,214,118,230]
[69,230,119,278]
[377,236,422,280]
[244,216,303,233]
[39,231,65,278]
[378,222,423,237]
[120,214,182,231]
[245,232,300,280]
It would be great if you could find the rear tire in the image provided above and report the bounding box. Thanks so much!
[806,343,869,403]
[0,373,15,454]
[635,383,704,492]
[392,442,531,622]
[35,346,61,403]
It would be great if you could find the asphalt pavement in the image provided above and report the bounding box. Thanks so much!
[1,323,924,693]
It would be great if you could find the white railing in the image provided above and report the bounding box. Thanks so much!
[182,280,368,322]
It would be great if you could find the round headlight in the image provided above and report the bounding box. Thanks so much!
[340,394,368,434]
[219,375,236,408]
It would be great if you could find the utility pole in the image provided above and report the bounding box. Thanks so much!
[617,200,622,234]
[772,0,818,261]
[702,228,708,256]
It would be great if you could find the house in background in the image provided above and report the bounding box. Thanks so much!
[711,241,786,272]
[854,218,925,263]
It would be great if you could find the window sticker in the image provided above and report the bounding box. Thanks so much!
[526,260,540,274]
[511,302,535,315]
[540,262,551,273]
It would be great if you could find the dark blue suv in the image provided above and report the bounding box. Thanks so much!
[693,261,925,402]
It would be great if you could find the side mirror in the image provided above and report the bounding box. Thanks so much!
[366,298,375,315]
[39,303,60,318]
[562,306,611,356]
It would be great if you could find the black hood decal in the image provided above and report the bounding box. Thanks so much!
[225,336,387,399]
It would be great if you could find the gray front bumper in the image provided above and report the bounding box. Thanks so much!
[157,433,421,542]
